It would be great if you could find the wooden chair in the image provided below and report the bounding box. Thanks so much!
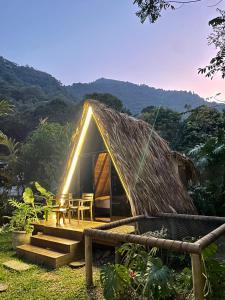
[78,193,94,221]
[69,194,80,218]
[51,193,72,226]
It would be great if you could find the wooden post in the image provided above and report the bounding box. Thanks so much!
[191,253,205,300]
[85,235,93,286]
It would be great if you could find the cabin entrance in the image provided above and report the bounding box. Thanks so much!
[94,152,111,221]
[71,118,131,222]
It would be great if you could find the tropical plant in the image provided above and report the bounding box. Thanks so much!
[8,187,42,233]
[34,181,54,220]
[0,100,14,117]
[202,243,225,299]
[100,264,132,300]
[0,132,19,183]
[189,132,225,216]
[0,100,18,183]
[101,243,175,300]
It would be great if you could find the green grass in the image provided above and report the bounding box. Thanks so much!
[0,233,103,300]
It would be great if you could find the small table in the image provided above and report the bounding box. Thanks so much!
[52,207,68,226]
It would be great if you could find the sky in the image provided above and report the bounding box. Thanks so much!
[0,0,224,101]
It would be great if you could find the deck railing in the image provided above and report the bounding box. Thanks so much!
[84,213,225,300]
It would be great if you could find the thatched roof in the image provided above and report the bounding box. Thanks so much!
[61,100,196,216]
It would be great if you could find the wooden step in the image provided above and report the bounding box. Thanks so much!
[42,226,83,241]
[31,234,80,253]
[16,244,71,268]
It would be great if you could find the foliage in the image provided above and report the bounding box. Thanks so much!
[142,257,174,299]
[199,9,225,79]
[174,267,193,298]
[202,243,225,299]
[140,106,181,148]
[118,243,151,271]
[84,92,125,112]
[102,242,225,300]
[189,133,225,216]
[177,106,223,152]
[69,78,208,114]
[34,181,54,219]
[0,132,19,184]
[0,56,77,108]
[134,0,174,23]
[0,100,14,117]
[101,243,175,300]
[0,99,19,219]
[7,188,42,233]
[100,264,131,300]
[17,122,73,191]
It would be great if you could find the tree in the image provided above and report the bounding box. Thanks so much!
[84,92,131,113]
[133,1,225,79]
[189,132,225,216]
[17,122,73,191]
[0,100,19,185]
[139,106,182,148]
[177,105,223,151]
[199,9,225,79]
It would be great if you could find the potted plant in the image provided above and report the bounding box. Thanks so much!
[8,187,42,249]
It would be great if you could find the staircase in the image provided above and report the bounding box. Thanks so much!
[16,229,84,268]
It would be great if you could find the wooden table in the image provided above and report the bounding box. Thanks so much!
[52,207,68,226]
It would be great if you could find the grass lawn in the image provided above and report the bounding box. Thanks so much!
[0,233,103,300]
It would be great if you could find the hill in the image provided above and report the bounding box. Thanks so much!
[0,56,77,109]
[68,78,220,113]
[0,56,223,114]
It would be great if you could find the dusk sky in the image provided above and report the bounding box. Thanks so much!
[0,0,224,101]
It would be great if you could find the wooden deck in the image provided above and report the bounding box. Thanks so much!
[33,219,107,233]
[16,218,135,268]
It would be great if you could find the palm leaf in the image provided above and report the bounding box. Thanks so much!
[0,100,14,116]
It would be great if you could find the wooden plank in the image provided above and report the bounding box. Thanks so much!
[17,244,66,258]
[31,234,81,253]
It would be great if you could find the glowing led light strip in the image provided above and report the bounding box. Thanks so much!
[62,106,93,195]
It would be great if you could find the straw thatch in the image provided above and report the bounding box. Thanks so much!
[61,100,196,216]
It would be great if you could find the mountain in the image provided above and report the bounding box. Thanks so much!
[0,56,223,114]
[67,78,220,113]
[0,56,77,109]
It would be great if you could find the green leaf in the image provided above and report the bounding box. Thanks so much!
[23,187,34,205]
[202,243,218,259]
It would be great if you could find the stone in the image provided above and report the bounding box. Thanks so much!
[0,283,8,292]
[3,260,32,271]
[69,260,85,268]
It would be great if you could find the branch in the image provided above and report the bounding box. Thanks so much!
[207,0,224,7]
[168,0,201,3]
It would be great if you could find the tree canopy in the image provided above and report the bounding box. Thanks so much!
[139,106,181,148]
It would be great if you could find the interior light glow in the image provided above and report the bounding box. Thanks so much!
[62,106,93,196]
[92,113,133,212]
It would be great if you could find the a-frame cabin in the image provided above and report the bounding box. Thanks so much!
[17,100,197,268]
